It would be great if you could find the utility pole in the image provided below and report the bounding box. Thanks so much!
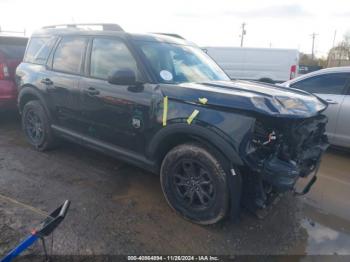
[332,30,337,48]
[311,32,318,59]
[240,23,246,47]
[328,30,337,67]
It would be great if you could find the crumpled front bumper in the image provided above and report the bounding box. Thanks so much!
[262,143,328,194]
[260,115,329,194]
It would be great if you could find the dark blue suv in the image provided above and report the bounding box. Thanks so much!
[16,24,328,224]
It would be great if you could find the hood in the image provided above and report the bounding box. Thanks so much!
[159,80,328,118]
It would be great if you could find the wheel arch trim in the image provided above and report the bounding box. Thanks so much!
[147,123,243,167]
[18,85,50,116]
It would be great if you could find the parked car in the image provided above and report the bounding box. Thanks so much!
[298,65,322,76]
[280,67,350,149]
[204,47,299,83]
[16,24,328,224]
[0,36,27,110]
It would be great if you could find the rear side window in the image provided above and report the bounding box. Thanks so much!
[24,37,55,64]
[90,38,137,80]
[291,73,350,95]
[52,37,87,74]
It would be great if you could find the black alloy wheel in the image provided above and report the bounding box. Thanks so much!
[22,100,57,151]
[160,143,231,225]
[172,159,216,210]
[24,109,45,145]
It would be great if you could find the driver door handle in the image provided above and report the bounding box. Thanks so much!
[41,78,53,85]
[85,87,100,96]
[325,99,338,105]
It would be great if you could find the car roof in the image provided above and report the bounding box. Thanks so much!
[283,66,350,85]
[310,66,350,74]
[31,25,194,46]
[0,36,28,44]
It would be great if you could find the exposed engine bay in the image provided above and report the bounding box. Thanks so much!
[240,114,329,214]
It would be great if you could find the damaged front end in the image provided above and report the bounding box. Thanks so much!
[241,114,329,213]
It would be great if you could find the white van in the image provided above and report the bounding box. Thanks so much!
[204,47,299,83]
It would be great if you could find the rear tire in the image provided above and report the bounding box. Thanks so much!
[160,143,229,225]
[259,78,274,84]
[22,100,57,151]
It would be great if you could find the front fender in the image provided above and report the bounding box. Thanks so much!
[18,85,50,117]
[148,95,256,169]
[147,122,244,166]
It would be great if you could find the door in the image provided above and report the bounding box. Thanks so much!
[333,86,350,148]
[79,37,152,153]
[47,36,88,131]
[290,73,350,143]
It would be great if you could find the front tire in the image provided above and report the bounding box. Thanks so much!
[22,100,57,151]
[160,143,229,225]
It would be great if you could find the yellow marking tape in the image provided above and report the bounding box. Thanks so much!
[162,96,168,126]
[187,109,199,125]
[198,97,208,104]
[0,193,48,217]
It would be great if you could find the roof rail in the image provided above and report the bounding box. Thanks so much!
[152,33,185,39]
[42,23,124,32]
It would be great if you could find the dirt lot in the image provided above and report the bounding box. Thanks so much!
[1,112,350,257]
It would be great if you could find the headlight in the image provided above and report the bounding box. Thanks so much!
[250,95,322,116]
[250,96,288,115]
[275,96,309,112]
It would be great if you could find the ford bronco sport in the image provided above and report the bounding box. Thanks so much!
[16,24,328,224]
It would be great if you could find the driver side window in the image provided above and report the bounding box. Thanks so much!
[90,38,138,80]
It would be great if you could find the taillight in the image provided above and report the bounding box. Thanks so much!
[290,65,297,79]
[0,63,10,80]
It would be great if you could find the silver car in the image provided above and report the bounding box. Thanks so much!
[280,67,350,148]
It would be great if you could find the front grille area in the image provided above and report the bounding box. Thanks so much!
[279,114,328,176]
[280,115,328,159]
[240,114,328,212]
[243,114,328,188]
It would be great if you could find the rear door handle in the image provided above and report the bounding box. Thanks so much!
[41,78,53,85]
[85,87,100,96]
[325,99,338,105]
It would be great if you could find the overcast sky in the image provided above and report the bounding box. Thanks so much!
[1,0,349,57]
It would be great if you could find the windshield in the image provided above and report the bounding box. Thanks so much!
[135,41,229,84]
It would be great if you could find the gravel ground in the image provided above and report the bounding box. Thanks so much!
[1,111,349,259]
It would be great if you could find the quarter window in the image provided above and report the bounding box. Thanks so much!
[90,38,137,80]
[52,37,87,74]
[291,73,349,95]
[24,37,55,64]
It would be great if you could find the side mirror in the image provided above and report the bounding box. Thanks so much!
[108,68,136,85]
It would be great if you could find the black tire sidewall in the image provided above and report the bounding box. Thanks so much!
[22,101,52,151]
[160,143,229,225]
